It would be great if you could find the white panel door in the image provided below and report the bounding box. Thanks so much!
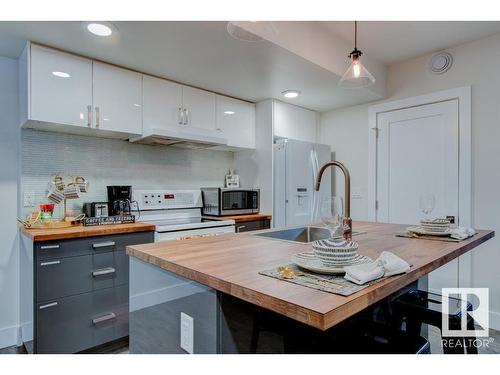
[216,95,255,149]
[274,100,296,138]
[92,61,142,135]
[182,86,216,131]
[376,99,459,292]
[285,140,314,226]
[30,44,92,128]
[295,107,318,143]
[142,75,183,133]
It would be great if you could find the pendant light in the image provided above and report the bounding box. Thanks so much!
[338,21,376,88]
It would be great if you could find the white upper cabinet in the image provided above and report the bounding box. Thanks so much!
[30,44,93,128]
[92,62,142,136]
[295,107,318,143]
[182,86,216,131]
[142,75,183,132]
[216,95,255,149]
[273,100,318,143]
[274,100,296,139]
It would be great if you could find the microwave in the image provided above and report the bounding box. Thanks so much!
[201,188,260,216]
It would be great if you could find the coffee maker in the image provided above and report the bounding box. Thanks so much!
[107,186,132,216]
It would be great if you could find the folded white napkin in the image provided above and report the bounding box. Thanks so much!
[344,251,410,285]
[450,227,476,240]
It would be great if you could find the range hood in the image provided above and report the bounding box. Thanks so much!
[129,126,228,149]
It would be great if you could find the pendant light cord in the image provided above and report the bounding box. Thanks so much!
[354,21,357,50]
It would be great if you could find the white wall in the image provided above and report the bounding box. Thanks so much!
[320,32,500,329]
[0,56,20,348]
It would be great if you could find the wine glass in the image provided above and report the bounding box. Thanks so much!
[320,196,344,238]
[419,193,436,219]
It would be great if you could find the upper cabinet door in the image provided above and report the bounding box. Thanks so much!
[143,75,183,133]
[216,95,255,149]
[182,86,216,131]
[92,61,142,135]
[30,45,93,128]
[273,100,296,139]
[295,107,318,143]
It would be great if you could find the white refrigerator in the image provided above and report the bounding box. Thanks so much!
[273,139,332,228]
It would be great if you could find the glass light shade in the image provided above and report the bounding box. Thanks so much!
[338,58,376,88]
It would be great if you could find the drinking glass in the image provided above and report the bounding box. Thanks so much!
[320,196,344,238]
[419,193,436,218]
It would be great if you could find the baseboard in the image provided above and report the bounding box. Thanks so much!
[0,325,18,349]
[130,281,209,312]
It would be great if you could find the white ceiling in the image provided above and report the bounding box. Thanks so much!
[320,21,500,64]
[0,21,499,112]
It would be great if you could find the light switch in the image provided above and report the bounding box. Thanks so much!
[180,312,194,354]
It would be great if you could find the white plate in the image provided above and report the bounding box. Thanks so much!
[407,226,452,236]
[291,252,373,275]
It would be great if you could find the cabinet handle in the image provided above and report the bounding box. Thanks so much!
[236,225,246,233]
[178,107,183,124]
[92,241,116,249]
[92,312,116,325]
[39,302,58,310]
[40,260,61,266]
[95,106,100,128]
[92,267,116,277]
[183,108,189,125]
[40,244,60,250]
[87,105,92,127]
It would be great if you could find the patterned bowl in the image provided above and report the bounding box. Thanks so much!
[312,239,359,266]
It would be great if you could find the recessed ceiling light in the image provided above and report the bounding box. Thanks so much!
[282,90,301,99]
[224,111,235,115]
[85,22,113,37]
[52,71,70,78]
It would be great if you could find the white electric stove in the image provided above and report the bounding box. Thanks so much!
[132,189,235,242]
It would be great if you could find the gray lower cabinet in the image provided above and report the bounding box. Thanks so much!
[34,231,153,353]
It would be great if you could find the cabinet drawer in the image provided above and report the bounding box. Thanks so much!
[36,231,153,260]
[36,285,129,354]
[36,250,129,302]
[235,220,271,233]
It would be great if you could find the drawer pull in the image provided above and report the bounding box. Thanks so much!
[92,312,116,325]
[39,302,58,310]
[40,244,60,250]
[40,260,61,266]
[92,241,116,249]
[92,267,116,277]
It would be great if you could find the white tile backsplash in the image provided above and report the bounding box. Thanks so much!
[22,129,234,217]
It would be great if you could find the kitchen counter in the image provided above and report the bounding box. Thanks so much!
[21,222,155,242]
[126,221,494,331]
[202,213,272,223]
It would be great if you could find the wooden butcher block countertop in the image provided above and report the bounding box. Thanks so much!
[203,213,272,223]
[21,222,155,242]
[126,221,494,331]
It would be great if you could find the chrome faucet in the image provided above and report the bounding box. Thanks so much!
[314,160,352,240]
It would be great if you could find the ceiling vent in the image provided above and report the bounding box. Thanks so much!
[429,52,453,75]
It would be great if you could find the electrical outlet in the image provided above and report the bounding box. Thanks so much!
[23,191,35,207]
[180,312,194,354]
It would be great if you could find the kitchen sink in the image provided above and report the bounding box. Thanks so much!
[254,226,332,243]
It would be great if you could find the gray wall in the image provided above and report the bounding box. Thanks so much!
[0,56,20,348]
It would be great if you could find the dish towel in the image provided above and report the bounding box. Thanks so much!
[344,251,411,285]
[450,227,476,240]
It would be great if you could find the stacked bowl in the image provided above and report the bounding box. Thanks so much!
[311,238,360,266]
[420,218,451,234]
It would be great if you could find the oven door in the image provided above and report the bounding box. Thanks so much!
[220,190,259,215]
[156,225,235,242]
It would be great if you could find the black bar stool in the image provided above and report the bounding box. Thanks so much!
[392,289,478,354]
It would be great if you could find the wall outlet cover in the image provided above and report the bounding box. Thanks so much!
[180,312,194,354]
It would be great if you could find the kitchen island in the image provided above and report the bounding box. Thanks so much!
[126,221,494,353]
